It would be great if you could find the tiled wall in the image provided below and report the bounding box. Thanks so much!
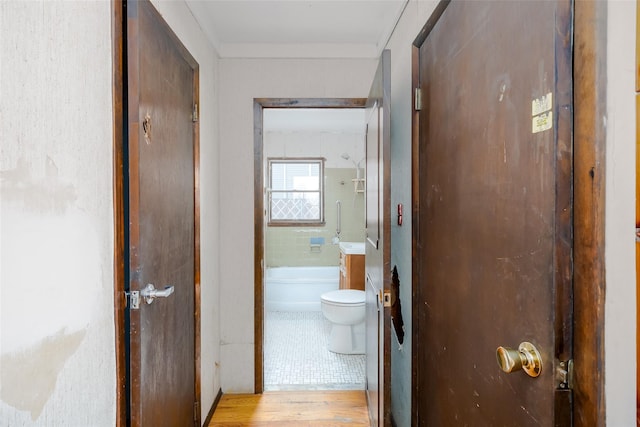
[266,168,365,267]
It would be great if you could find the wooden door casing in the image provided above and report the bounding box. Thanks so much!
[636,92,640,425]
[252,98,367,394]
[412,1,573,425]
[126,1,200,425]
[636,1,640,421]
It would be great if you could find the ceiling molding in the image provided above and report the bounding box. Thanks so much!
[216,42,381,59]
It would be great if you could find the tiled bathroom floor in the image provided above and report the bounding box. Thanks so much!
[264,311,365,391]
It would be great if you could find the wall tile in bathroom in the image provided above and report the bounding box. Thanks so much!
[265,168,364,267]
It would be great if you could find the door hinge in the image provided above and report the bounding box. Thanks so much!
[556,359,574,390]
[414,87,422,111]
[192,103,199,122]
[125,290,140,310]
[194,401,199,422]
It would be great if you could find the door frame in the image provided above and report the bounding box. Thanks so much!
[253,98,366,393]
[112,1,202,425]
[410,1,607,425]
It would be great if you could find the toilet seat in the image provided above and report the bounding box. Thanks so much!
[321,290,365,306]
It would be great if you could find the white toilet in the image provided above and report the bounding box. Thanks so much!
[320,289,366,354]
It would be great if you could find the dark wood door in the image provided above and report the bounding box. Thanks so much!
[127,1,199,425]
[412,1,573,425]
[365,49,391,427]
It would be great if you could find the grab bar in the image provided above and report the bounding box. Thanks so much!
[336,200,341,237]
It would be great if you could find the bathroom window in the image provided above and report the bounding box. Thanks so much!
[268,158,325,226]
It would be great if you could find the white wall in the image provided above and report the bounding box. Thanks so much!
[605,1,636,425]
[149,0,222,421]
[218,58,377,392]
[264,131,365,169]
[0,1,116,424]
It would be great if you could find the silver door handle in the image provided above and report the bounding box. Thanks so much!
[141,283,174,305]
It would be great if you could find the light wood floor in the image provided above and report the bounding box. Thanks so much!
[208,390,370,426]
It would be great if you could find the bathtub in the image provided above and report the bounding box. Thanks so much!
[265,266,339,311]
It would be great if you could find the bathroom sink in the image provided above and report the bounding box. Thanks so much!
[339,242,365,255]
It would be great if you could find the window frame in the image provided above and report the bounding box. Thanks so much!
[267,157,325,227]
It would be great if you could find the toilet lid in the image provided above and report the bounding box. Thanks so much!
[321,290,365,305]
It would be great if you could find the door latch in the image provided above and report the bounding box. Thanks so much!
[382,290,392,307]
[125,290,140,310]
[556,359,574,389]
[125,284,174,309]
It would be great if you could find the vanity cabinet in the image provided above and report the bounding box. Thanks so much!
[339,251,365,291]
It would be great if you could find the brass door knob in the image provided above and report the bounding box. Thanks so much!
[496,342,542,378]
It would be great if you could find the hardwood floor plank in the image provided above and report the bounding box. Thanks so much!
[208,390,369,426]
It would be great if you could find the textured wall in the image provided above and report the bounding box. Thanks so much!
[0,1,116,424]
[218,58,377,392]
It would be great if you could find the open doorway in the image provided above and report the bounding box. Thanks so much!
[254,99,367,392]
[263,107,366,391]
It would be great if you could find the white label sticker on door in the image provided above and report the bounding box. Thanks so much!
[532,111,553,133]
[532,92,553,116]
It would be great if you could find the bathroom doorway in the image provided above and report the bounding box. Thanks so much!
[255,100,367,391]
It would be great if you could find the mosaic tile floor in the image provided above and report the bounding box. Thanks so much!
[264,311,365,391]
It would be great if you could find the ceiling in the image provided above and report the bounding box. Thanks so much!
[185,0,408,58]
[263,108,365,133]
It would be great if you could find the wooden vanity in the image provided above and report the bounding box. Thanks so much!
[339,243,365,291]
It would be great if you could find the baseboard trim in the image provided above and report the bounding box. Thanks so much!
[203,388,223,426]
